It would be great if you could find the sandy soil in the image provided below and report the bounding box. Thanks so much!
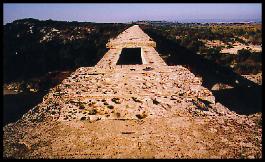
[220,44,262,54]
[200,39,262,54]
[3,111,262,159]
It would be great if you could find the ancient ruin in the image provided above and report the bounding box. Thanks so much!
[4,25,262,159]
[19,25,229,123]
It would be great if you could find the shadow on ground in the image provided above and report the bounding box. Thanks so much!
[143,26,262,115]
[212,86,262,115]
[3,71,73,126]
[3,92,47,126]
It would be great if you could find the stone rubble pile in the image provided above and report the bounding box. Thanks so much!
[20,64,222,122]
[17,25,252,123]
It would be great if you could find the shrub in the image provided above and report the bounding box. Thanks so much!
[79,103,85,109]
[237,48,251,62]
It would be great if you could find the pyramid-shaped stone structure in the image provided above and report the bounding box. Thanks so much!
[21,25,230,123]
[4,25,262,159]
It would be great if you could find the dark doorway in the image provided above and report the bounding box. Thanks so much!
[116,48,142,65]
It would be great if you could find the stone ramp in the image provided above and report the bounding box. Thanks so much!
[19,25,219,123]
[106,25,156,48]
[21,65,217,122]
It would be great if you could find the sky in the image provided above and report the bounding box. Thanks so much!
[3,3,262,24]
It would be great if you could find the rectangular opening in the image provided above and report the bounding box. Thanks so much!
[116,48,142,65]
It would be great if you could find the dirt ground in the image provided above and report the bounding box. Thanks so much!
[3,112,262,159]
[220,44,262,54]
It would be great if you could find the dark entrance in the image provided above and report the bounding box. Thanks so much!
[116,48,142,65]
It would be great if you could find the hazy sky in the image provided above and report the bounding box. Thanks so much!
[3,3,262,24]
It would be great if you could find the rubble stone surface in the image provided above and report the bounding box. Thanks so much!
[18,25,217,122]
[3,25,262,159]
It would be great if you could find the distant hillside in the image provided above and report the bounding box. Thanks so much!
[4,18,129,82]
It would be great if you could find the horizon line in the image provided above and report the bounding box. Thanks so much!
[4,17,262,25]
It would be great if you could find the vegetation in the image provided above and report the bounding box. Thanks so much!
[79,103,86,109]
[4,18,129,83]
[4,19,261,87]
[141,23,262,75]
